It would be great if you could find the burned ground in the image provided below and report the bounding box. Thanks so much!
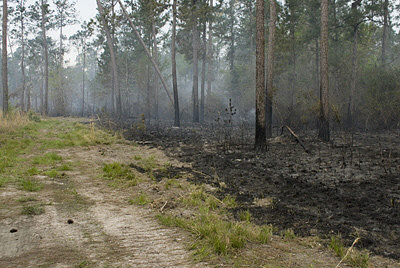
[124,123,400,260]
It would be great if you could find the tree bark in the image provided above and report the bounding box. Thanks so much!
[41,0,49,115]
[2,0,8,116]
[318,0,330,141]
[172,0,180,127]
[266,0,276,139]
[82,44,86,117]
[206,0,213,120]
[381,0,388,66]
[200,21,206,123]
[255,0,266,150]
[315,38,319,96]
[20,1,26,112]
[192,0,199,122]
[96,0,121,118]
[152,19,159,120]
[117,0,173,105]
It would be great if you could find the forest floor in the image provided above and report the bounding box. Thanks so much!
[0,116,398,267]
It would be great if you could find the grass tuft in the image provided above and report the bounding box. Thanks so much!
[103,162,138,186]
[19,179,43,192]
[129,192,150,206]
[21,204,45,215]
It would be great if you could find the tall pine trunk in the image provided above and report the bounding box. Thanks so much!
[20,6,26,112]
[254,0,266,150]
[192,0,199,122]
[2,0,8,116]
[318,0,330,141]
[200,22,206,122]
[172,0,180,127]
[206,0,213,120]
[152,19,159,121]
[82,45,86,117]
[41,0,49,115]
[266,0,276,138]
[381,0,388,66]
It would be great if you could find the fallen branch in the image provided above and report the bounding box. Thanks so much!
[335,237,360,268]
[281,125,310,153]
[160,201,168,213]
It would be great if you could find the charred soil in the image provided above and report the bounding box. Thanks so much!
[124,124,400,261]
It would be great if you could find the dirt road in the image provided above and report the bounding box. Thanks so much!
[0,144,203,267]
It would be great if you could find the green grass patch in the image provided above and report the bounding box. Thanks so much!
[157,211,271,258]
[26,167,40,176]
[19,178,43,192]
[32,153,62,165]
[21,204,45,215]
[57,163,72,171]
[239,210,251,223]
[0,177,9,187]
[44,169,59,178]
[129,192,150,206]
[157,186,272,260]
[103,162,138,186]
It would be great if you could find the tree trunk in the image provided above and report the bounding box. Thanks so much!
[206,0,213,120]
[381,0,388,66]
[289,2,296,111]
[20,5,26,112]
[229,0,235,102]
[318,0,330,141]
[315,38,320,95]
[255,0,266,150]
[172,0,180,127]
[96,0,121,118]
[266,0,276,139]
[152,19,159,121]
[2,0,8,116]
[82,45,86,117]
[200,21,206,123]
[192,0,199,123]
[27,83,31,111]
[41,0,49,115]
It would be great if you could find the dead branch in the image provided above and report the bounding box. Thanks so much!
[335,237,360,268]
[281,125,310,153]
